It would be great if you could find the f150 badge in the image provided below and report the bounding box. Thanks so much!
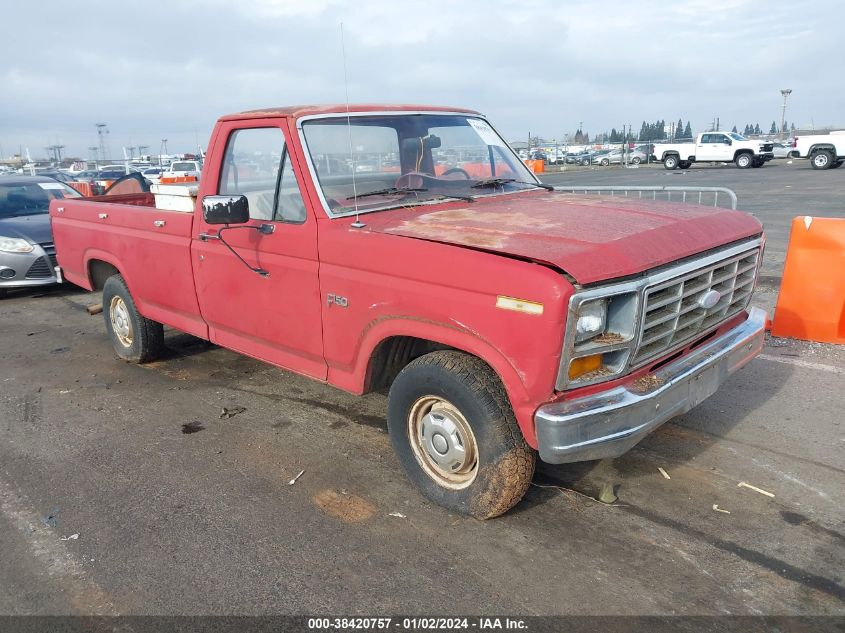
[327,293,349,308]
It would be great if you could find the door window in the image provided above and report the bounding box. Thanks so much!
[219,127,306,223]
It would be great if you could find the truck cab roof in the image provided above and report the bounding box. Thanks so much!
[219,104,480,122]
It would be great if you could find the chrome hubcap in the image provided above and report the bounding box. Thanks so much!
[814,155,827,167]
[408,396,478,489]
[109,296,133,347]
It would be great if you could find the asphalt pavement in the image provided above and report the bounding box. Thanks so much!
[1,158,843,620]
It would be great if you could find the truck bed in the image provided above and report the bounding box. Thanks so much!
[50,197,207,338]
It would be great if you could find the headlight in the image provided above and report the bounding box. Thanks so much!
[560,291,639,389]
[0,236,34,253]
[575,299,607,342]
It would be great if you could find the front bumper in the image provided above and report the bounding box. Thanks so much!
[535,307,767,464]
[0,244,59,290]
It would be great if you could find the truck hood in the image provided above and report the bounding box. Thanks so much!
[362,191,762,284]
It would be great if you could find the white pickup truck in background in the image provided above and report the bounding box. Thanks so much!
[653,132,774,170]
[162,160,202,181]
[790,131,845,169]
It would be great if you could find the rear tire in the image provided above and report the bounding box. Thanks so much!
[811,150,834,169]
[679,161,692,169]
[663,155,679,170]
[0,288,7,300]
[631,157,641,165]
[102,275,164,363]
[735,153,753,169]
[833,160,844,169]
[600,158,609,166]
[387,351,535,519]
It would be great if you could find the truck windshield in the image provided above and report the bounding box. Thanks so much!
[729,133,747,141]
[301,113,538,215]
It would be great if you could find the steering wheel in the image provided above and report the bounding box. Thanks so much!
[441,167,471,179]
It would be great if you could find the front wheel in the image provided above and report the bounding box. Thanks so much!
[811,150,834,169]
[631,157,641,165]
[735,153,753,169]
[663,155,679,170]
[387,351,535,519]
[102,275,164,363]
[600,158,609,166]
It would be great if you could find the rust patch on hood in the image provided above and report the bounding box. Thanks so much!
[363,192,763,284]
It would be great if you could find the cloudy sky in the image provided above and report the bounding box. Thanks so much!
[1,0,842,159]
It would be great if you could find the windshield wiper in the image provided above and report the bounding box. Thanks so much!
[351,186,427,200]
[471,178,553,191]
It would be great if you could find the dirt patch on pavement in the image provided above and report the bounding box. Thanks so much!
[313,489,376,523]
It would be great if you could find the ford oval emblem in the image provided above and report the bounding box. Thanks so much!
[697,289,721,310]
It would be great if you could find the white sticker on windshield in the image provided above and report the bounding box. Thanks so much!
[38,182,65,190]
[467,118,505,147]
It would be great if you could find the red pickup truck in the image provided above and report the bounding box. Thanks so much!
[50,104,767,518]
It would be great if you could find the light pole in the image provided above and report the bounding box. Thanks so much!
[780,89,792,140]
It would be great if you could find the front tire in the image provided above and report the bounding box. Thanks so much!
[600,158,609,166]
[811,150,834,169]
[663,155,679,170]
[735,153,753,169]
[387,351,535,519]
[102,275,164,363]
[631,157,641,165]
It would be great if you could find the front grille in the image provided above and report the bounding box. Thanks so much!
[39,242,57,269]
[632,248,760,365]
[25,256,53,279]
[761,143,774,152]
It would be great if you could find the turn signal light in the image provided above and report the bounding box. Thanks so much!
[568,354,602,380]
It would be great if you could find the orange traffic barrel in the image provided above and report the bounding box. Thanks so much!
[771,216,845,344]
[160,175,199,184]
[68,181,94,196]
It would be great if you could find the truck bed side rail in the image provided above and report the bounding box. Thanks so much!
[552,186,738,210]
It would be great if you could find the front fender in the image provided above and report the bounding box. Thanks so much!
[330,315,546,447]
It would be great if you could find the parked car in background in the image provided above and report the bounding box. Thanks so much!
[162,160,202,180]
[771,142,791,159]
[0,176,81,298]
[654,132,774,169]
[142,167,163,184]
[36,170,77,184]
[790,131,845,169]
[593,148,646,166]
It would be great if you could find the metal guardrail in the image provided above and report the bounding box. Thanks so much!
[552,186,738,210]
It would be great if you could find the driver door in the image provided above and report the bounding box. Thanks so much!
[192,120,326,380]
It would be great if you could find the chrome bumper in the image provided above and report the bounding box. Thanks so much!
[535,307,767,464]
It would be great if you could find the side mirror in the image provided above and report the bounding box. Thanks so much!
[725,139,732,145]
[202,195,249,224]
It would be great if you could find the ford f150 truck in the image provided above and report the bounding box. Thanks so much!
[654,132,774,170]
[50,104,767,518]
[790,131,845,169]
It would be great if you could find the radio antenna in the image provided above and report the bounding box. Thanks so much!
[341,22,364,228]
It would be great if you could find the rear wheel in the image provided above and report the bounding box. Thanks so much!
[0,288,7,300]
[387,351,535,519]
[833,160,844,169]
[102,275,164,363]
[735,153,753,169]
[679,161,692,169]
[663,155,679,170]
[600,158,610,166]
[631,157,641,165]
[811,150,834,169]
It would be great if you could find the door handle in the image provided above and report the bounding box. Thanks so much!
[98,213,108,219]
[198,232,219,241]
[153,220,166,228]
